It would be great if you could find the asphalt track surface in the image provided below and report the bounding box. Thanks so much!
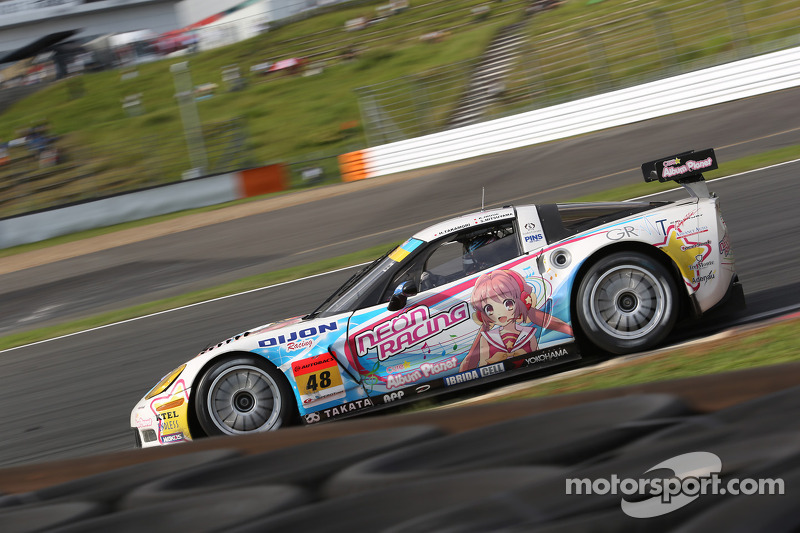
[0,88,799,472]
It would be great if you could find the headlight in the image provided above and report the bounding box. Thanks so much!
[145,364,186,400]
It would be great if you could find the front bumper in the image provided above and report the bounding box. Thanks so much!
[130,385,194,448]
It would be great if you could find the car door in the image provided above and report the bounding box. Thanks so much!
[344,219,562,398]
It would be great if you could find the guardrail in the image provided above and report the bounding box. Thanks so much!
[339,45,800,180]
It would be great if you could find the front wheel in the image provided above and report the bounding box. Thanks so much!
[576,252,678,354]
[195,356,294,436]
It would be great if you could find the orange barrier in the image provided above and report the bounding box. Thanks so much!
[238,164,288,197]
[338,150,369,182]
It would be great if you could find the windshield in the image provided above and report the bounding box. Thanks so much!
[309,252,396,318]
[309,238,424,318]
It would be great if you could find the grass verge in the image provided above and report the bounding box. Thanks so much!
[504,316,800,400]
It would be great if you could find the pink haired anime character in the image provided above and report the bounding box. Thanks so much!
[460,269,573,371]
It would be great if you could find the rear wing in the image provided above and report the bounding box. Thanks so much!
[641,148,718,199]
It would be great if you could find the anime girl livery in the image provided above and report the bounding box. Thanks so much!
[460,269,573,371]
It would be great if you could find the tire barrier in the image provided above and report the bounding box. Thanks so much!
[0,449,240,510]
[323,394,689,496]
[0,501,106,533]
[2,365,800,531]
[49,486,311,533]
[673,467,800,533]
[229,468,567,533]
[120,425,444,509]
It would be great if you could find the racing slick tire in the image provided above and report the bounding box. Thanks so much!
[195,355,294,437]
[576,251,678,354]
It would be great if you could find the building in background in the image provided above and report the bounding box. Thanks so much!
[0,0,183,59]
[0,0,352,84]
[178,0,350,50]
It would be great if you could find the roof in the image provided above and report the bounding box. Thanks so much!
[413,207,517,242]
[0,30,81,64]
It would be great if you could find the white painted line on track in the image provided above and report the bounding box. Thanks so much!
[4,157,798,355]
[0,262,368,355]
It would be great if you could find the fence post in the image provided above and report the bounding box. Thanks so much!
[170,61,208,177]
[580,28,612,93]
[355,87,376,147]
[724,0,750,58]
[648,9,679,74]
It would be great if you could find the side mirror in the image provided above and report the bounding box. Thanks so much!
[387,281,418,311]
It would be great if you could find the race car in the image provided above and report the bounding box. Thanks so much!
[132,148,743,447]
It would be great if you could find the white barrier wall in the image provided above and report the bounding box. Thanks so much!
[341,46,800,180]
[0,173,239,249]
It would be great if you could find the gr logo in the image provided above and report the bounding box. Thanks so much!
[606,226,638,240]
[383,391,405,403]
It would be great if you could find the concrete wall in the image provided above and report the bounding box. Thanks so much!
[0,164,287,248]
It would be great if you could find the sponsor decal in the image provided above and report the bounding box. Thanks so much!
[653,210,715,291]
[161,432,185,444]
[688,255,714,270]
[382,390,405,403]
[386,356,459,390]
[681,240,711,252]
[292,353,345,407]
[656,213,701,236]
[318,398,374,421]
[520,212,546,245]
[355,303,470,361]
[691,272,716,284]
[416,384,431,394]
[258,321,338,348]
[719,234,732,257]
[148,378,190,443]
[606,226,638,240]
[386,370,421,390]
[677,226,708,238]
[523,346,570,366]
[287,339,314,351]
[386,362,410,374]
[660,156,714,179]
[444,363,505,387]
[445,369,480,387]
[134,413,153,429]
[305,412,321,424]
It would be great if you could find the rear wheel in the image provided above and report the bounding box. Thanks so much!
[576,252,678,354]
[195,356,294,436]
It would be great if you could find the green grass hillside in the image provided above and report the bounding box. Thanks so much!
[1,0,799,217]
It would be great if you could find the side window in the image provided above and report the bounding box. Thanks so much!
[461,223,518,276]
[383,221,519,299]
[420,241,464,290]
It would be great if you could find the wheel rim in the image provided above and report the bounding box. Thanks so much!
[206,364,282,434]
[588,265,668,340]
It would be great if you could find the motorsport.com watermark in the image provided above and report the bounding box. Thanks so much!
[565,452,785,518]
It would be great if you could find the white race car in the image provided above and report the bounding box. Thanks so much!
[132,148,743,447]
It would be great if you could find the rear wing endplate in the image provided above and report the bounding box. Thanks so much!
[641,148,718,199]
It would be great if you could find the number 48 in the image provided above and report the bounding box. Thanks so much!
[306,371,332,391]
